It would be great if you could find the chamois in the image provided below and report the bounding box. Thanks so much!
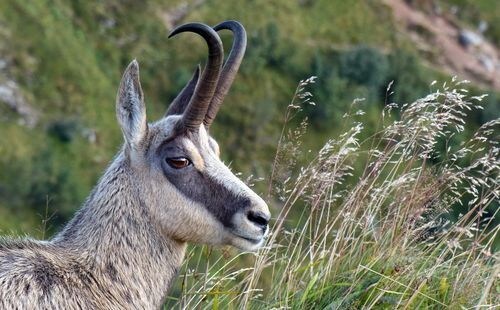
[0,21,270,309]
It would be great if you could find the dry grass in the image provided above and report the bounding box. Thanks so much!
[166,78,499,309]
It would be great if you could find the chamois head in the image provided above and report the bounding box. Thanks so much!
[115,21,270,251]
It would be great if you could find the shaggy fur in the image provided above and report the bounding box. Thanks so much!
[0,154,185,308]
[0,58,269,308]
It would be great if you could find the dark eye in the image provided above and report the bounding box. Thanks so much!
[166,157,191,169]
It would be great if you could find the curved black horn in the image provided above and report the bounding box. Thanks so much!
[203,20,247,128]
[169,23,223,131]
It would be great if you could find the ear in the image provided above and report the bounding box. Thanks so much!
[164,65,200,117]
[116,59,148,149]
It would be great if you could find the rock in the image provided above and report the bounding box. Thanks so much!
[0,80,39,128]
[478,54,495,73]
[478,21,488,34]
[0,59,7,70]
[458,30,483,48]
[82,127,97,144]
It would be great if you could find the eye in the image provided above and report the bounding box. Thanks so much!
[166,157,191,169]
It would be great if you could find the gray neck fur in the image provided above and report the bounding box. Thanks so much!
[0,53,271,308]
[0,152,186,309]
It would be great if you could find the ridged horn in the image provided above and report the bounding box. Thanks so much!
[203,20,247,128]
[169,23,223,131]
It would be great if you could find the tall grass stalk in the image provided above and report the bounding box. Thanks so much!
[167,78,499,309]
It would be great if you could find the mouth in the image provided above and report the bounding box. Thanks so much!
[238,235,262,244]
[227,211,270,251]
[229,227,269,251]
[233,225,268,241]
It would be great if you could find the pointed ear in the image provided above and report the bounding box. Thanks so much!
[116,60,148,149]
[165,65,200,117]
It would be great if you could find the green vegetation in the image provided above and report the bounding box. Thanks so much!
[0,0,497,232]
[0,0,498,308]
[166,78,499,309]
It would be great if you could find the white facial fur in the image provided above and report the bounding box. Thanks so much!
[130,117,270,251]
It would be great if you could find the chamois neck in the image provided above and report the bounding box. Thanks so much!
[53,153,186,307]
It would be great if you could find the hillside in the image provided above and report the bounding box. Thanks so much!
[0,0,498,239]
[0,1,498,308]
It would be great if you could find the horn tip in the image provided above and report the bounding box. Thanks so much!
[168,25,187,38]
[213,20,243,31]
[169,22,210,38]
[167,30,177,38]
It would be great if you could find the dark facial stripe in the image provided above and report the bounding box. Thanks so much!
[155,129,252,227]
[160,158,250,227]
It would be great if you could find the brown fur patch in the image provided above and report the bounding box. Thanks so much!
[184,139,205,170]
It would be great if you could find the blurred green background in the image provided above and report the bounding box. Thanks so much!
[0,0,498,236]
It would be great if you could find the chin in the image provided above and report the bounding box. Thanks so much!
[230,237,265,252]
[228,230,269,252]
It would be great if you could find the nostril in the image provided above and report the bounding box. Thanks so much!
[247,211,270,228]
